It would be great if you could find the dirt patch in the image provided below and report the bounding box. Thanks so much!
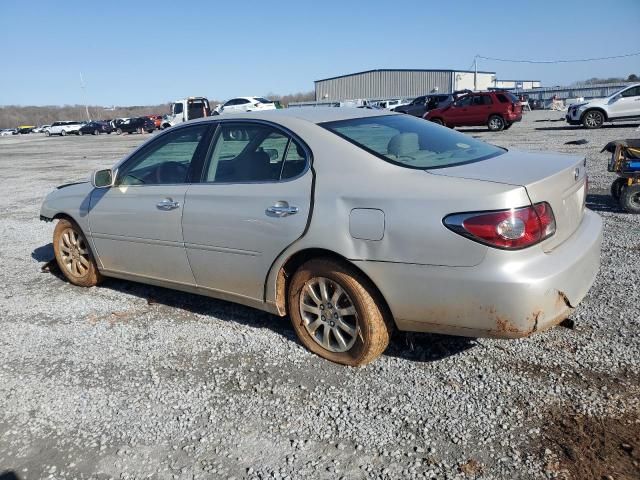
[541,409,640,480]
[458,458,484,477]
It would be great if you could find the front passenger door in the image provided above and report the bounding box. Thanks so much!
[88,124,212,284]
[182,122,312,301]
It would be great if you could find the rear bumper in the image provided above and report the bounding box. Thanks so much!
[505,112,522,122]
[354,210,602,338]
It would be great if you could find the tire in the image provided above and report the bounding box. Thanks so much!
[620,184,640,214]
[94,129,99,135]
[61,130,67,136]
[430,118,444,126]
[487,115,505,131]
[45,130,50,137]
[611,178,626,201]
[53,218,103,287]
[288,258,392,366]
[78,130,83,136]
[116,128,122,135]
[582,110,604,129]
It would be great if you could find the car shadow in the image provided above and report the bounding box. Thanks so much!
[0,471,22,480]
[586,192,624,213]
[386,332,476,362]
[535,123,638,131]
[32,245,473,364]
[456,128,492,133]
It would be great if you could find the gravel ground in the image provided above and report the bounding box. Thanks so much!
[0,112,639,480]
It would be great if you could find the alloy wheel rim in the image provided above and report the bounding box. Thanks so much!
[586,112,601,127]
[299,277,358,353]
[59,228,90,277]
[489,117,503,129]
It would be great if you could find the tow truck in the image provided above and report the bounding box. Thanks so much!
[161,97,211,129]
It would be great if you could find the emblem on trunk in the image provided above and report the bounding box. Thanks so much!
[574,167,580,181]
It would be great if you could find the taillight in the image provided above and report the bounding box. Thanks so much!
[444,202,556,250]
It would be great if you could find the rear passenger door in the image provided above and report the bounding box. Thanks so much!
[182,121,312,301]
[468,94,494,124]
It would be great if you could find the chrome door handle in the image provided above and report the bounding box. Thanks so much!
[156,198,180,210]
[266,201,299,217]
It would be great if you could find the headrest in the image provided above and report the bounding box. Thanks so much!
[387,132,419,157]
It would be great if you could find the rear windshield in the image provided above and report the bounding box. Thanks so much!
[255,97,272,104]
[320,114,504,169]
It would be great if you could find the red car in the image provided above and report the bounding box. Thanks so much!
[424,91,522,131]
[146,115,163,130]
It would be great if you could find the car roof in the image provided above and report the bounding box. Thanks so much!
[205,107,396,125]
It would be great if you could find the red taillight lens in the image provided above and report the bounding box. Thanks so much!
[444,202,556,249]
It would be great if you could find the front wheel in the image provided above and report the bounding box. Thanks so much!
[582,110,604,129]
[487,115,505,131]
[61,130,67,136]
[116,128,122,135]
[288,259,392,366]
[620,184,640,214]
[45,130,50,137]
[53,219,103,287]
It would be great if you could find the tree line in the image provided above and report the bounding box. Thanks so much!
[0,91,316,129]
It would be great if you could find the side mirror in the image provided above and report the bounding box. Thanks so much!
[92,169,114,188]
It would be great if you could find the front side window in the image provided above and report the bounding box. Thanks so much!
[204,123,307,183]
[321,114,504,169]
[173,103,184,115]
[117,124,209,185]
[621,86,640,97]
[456,96,473,107]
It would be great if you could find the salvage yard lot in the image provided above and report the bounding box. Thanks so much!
[0,111,639,479]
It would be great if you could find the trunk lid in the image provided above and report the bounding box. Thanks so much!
[430,149,587,251]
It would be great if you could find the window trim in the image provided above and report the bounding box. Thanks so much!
[319,114,505,171]
[199,119,312,185]
[113,123,215,187]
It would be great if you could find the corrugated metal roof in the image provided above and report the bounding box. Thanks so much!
[315,68,496,83]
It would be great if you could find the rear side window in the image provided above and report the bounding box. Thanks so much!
[321,114,504,170]
[496,94,509,103]
[204,123,307,183]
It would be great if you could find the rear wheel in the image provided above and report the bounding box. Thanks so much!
[53,219,103,287]
[430,118,444,126]
[45,130,50,137]
[61,130,67,136]
[288,258,392,366]
[620,184,640,214]
[487,115,505,131]
[116,128,122,135]
[582,110,604,129]
[611,178,626,200]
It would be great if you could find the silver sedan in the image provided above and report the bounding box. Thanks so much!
[40,108,602,366]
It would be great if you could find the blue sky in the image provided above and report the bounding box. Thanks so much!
[1,0,639,106]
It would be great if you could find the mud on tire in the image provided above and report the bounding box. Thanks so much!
[53,218,103,287]
[288,258,392,366]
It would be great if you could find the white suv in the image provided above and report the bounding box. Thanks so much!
[213,96,276,115]
[45,121,84,136]
[566,84,640,129]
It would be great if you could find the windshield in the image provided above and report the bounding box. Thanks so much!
[608,86,629,98]
[321,114,504,169]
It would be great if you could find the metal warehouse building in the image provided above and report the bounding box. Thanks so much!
[314,69,497,101]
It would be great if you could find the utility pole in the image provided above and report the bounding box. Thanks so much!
[474,56,478,91]
[80,72,91,121]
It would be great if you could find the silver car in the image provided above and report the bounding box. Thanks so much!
[40,108,602,366]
